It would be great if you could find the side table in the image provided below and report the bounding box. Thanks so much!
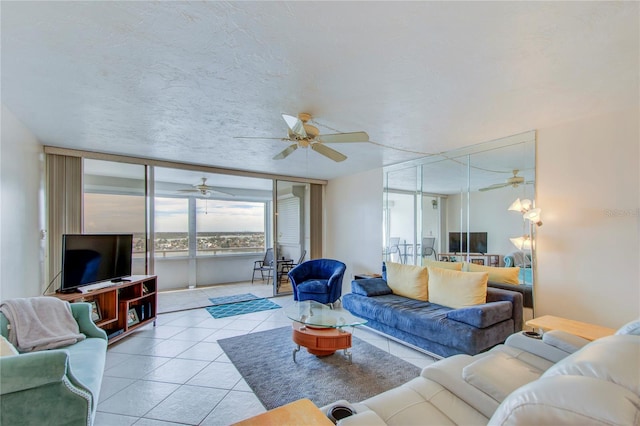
[231,398,333,426]
[526,315,615,341]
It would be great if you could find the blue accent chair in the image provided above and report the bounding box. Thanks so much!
[288,259,346,307]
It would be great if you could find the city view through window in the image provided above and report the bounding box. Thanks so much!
[85,194,267,258]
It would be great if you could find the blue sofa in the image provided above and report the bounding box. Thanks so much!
[0,302,108,426]
[343,278,523,358]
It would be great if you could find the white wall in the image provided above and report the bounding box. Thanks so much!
[326,107,639,329]
[325,168,383,295]
[1,105,44,299]
[536,107,639,328]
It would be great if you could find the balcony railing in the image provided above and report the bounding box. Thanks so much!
[153,247,264,258]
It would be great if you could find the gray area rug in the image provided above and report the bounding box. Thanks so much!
[218,326,421,410]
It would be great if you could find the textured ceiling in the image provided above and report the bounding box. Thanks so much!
[2,1,638,180]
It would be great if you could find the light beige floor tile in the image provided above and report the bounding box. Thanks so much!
[137,339,198,357]
[143,358,210,384]
[186,361,243,389]
[94,411,139,426]
[133,325,188,340]
[200,390,266,426]
[143,385,228,425]
[108,336,164,355]
[99,376,136,403]
[133,418,185,425]
[176,341,225,361]
[104,355,171,379]
[98,380,180,417]
[203,328,249,341]
[169,327,217,342]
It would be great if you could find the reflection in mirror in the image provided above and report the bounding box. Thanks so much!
[275,180,310,296]
[384,131,536,311]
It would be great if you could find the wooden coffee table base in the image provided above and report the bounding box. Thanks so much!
[291,322,353,363]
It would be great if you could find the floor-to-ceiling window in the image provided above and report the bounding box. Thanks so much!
[83,159,147,275]
[49,146,325,293]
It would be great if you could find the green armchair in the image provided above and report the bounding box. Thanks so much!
[0,302,108,426]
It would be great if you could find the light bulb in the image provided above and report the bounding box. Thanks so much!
[523,208,543,226]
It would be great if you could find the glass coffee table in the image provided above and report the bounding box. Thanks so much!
[283,300,367,363]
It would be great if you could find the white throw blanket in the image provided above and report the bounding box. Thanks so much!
[0,297,86,352]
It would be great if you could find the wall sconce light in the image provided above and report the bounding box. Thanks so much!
[509,235,532,250]
[523,208,543,226]
[509,198,543,227]
[432,199,438,209]
[508,198,532,213]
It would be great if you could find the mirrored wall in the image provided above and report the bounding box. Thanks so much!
[383,130,536,286]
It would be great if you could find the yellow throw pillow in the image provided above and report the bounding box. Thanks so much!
[423,259,463,271]
[0,335,18,356]
[385,262,429,301]
[465,263,520,285]
[427,266,488,309]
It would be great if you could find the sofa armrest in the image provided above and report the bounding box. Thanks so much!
[70,303,107,340]
[338,410,388,426]
[504,332,575,363]
[542,330,590,353]
[486,287,523,332]
[447,301,513,328]
[0,350,70,394]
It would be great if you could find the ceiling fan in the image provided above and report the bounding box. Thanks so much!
[236,113,369,162]
[177,178,233,197]
[478,170,533,192]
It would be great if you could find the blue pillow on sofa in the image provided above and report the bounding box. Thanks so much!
[351,278,393,297]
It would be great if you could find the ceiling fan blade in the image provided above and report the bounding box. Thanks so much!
[318,131,369,143]
[273,144,298,160]
[311,143,347,162]
[178,189,199,193]
[282,114,307,138]
[479,183,509,192]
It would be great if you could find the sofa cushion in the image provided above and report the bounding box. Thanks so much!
[423,260,463,271]
[541,334,640,395]
[297,279,329,294]
[464,263,520,285]
[385,262,428,301]
[446,301,513,328]
[351,278,393,297]
[462,351,543,402]
[63,337,108,408]
[488,375,640,426]
[428,267,488,309]
[0,336,18,356]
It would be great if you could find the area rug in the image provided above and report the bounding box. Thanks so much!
[205,298,281,319]
[218,326,421,409]
[208,293,259,306]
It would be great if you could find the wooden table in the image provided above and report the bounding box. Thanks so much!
[292,322,353,362]
[526,315,615,341]
[231,398,333,426]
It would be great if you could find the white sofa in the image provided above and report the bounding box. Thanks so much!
[324,324,640,425]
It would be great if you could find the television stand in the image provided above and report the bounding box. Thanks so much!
[438,253,501,267]
[52,275,157,345]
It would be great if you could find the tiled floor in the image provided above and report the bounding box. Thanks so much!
[95,283,436,426]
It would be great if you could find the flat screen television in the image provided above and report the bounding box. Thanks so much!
[60,234,133,293]
[448,232,488,254]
